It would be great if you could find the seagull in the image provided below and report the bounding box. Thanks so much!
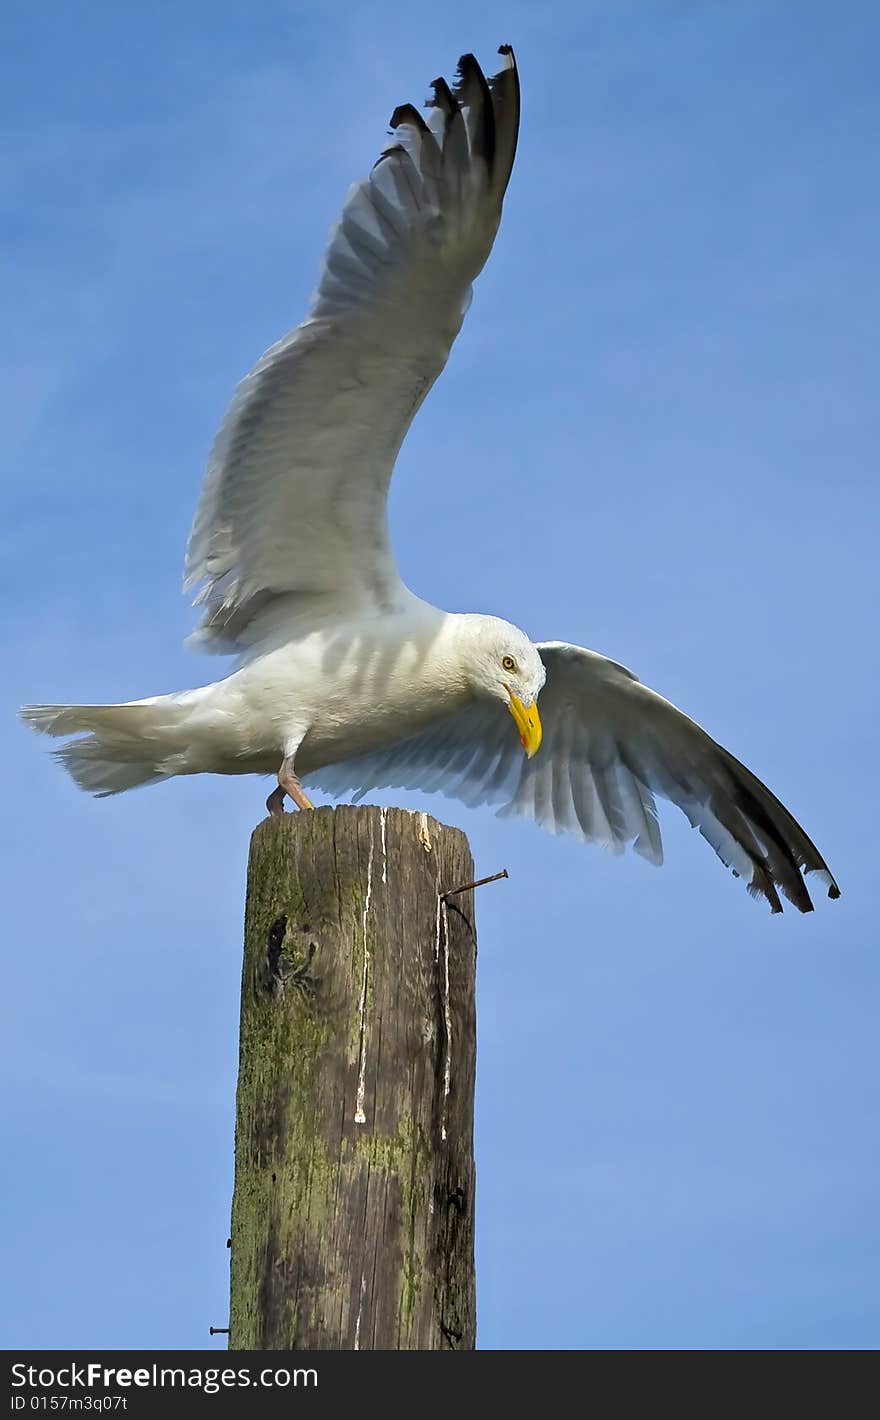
[21,46,839,914]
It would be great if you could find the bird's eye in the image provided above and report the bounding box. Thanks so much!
[502,655,517,673]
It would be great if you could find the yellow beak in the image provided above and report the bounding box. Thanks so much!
[506,689,542,759]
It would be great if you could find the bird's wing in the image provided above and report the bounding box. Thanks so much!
[307,641,840,913]
[185,48,520,651]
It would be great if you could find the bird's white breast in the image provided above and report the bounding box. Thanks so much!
[202,601,472,774]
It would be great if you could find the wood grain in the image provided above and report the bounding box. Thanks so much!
[229,805,477,1350]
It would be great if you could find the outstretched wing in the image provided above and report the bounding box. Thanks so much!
[185,47,520,651]
[307,642,840,914]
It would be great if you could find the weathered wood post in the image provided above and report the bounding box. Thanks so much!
[228,804,478,1350]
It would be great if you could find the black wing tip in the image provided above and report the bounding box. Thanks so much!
[452,53,491,107]
[453,51,496,168]
[428,75,458,114]
[455,48,515,76]
[748,867,785,914]
[750,861,840,914]
[389,101,429,134]
[804,861,841,906]
[807,864,841,902]
[432,45,515,107]
[493,45,518,85]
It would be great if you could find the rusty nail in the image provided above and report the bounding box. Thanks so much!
[443,868,509,900]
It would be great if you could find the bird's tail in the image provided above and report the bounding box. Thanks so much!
[20,700,177,796]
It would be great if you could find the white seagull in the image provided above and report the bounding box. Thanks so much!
[22,46,839,914]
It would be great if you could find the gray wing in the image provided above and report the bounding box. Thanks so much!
[307,641,840,914]
[185,48,520,651]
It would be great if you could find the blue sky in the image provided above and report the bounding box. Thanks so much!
[3,1,877,1350]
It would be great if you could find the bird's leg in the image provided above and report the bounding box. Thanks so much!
[266,755,314,815]
[266,784,286,816]
[280,758,314,811]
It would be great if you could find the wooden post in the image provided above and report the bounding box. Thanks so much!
[228,804,478,1350]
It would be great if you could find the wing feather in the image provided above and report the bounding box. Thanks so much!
[306,641,839,913]
[185,47,520,652]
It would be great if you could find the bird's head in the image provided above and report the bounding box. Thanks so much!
[461,616,545,758]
